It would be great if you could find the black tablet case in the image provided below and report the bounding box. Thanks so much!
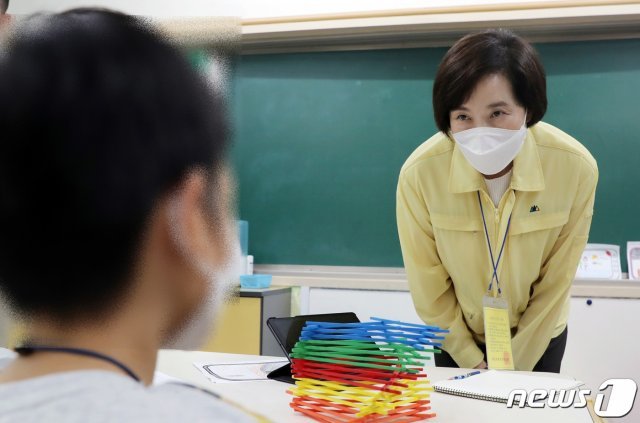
[265,312,360,384]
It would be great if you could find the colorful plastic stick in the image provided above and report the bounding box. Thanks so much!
[288,317,445,422]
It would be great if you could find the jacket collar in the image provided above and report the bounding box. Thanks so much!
[448,129,545,194]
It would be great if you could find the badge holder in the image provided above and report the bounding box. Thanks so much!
[483,293,514,370]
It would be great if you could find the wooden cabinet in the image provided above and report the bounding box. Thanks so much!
[203,286,291,356]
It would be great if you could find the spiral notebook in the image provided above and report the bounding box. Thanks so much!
[433,370,583,403]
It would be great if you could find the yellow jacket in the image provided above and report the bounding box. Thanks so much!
[396,122,597,370]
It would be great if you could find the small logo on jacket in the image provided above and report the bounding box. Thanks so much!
[529,205,540,213]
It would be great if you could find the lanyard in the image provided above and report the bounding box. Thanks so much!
[14,344,140,382]
[477,191,511,296]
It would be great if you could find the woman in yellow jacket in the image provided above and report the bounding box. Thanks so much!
[396,29,597,372]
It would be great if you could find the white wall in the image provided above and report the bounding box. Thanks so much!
[8,0,240,17]
[7,0,559,19]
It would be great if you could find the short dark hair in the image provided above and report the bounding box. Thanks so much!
[433,29,547,134]
[0,9,228,320]
[1,0,9,14]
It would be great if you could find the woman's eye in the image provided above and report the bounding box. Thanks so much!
[490,111,503,118]
[456,114,469,121]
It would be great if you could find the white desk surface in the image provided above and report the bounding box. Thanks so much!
[157,350,596,423]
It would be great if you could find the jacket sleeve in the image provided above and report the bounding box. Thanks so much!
[396,170,485,368]
[511,162,598,370]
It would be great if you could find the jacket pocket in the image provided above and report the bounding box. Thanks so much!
[510,210,570,235]
[431,213,482,232]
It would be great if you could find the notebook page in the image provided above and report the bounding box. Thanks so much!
[433,370,583,400]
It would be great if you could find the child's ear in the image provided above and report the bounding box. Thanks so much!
[166,170,213,267]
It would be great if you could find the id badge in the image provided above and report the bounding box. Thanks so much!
[483,295,514,370]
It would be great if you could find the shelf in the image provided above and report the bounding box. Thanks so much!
[256,264,640,299]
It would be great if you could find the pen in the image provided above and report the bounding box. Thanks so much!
[449,370,481,380]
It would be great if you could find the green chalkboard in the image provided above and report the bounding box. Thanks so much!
[230,39,640,271]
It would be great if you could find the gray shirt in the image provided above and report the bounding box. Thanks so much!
[0,354,254,422]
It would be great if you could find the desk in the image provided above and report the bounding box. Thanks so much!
[157,350,600,423]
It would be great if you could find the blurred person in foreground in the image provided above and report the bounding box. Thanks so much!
[0,0,8,347]
[0,8,252,422]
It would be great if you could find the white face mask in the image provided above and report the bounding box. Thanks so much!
[163,206,243,350]
[452,115,527,175]
[163,241,242,350]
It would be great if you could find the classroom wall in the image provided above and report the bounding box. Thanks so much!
[8,0,564,18]
[231,38,640,271]
[8,0,239,17]
[237,0,537,19]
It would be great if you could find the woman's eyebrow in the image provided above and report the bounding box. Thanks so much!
[487,101,510,108]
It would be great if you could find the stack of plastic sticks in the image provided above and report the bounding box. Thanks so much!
[288,317,448,422]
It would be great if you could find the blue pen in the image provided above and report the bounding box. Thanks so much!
[449,370,481,380]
